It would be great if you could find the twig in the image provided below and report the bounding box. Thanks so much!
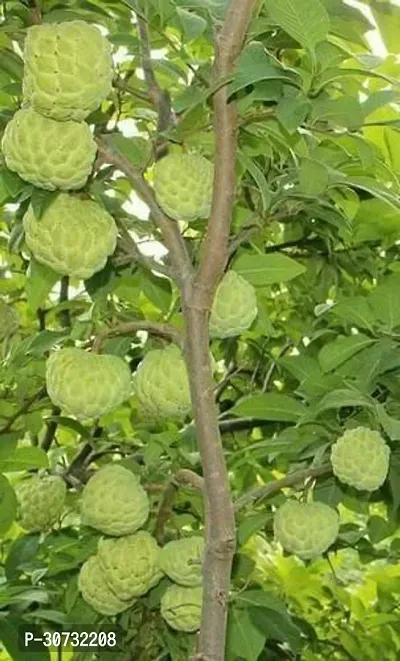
[0,387,47,434]
[155,469,204,543]
[234,463,332,511]
[92,320,183,353]
[115,221,170,276]
[228,224,260,257]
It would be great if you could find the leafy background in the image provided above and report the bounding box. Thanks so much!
[1,0,400,659]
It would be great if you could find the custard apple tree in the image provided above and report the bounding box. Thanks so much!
[1,1,400,661]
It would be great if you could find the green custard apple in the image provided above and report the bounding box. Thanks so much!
[331,426,391,491]
[0,303,19,341]
[135,344,191,421]
[1,107,97,190]
[153,152,214,221]
[273,500,339,560]
[98,531,163,600]
[78,555,135,616]
[160,585,202,632]
[23,193,117,279]
[16,475,66,532]
[159,536,204,586]
[46,348,131,420]
[209,271,258,338]
[81,464,149,536]
[23,21,113,121]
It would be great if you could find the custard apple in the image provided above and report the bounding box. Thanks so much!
[209,271,258,338]
[331,426,390,491]
[160,585,202,632]
[15,475,66,532]
[98,531,163,600]
[23,21,113,122]
[1,107,97,190]
[0,303,19,341]
[78,555,135,616]
[159,536,204,586]
[273,500,339,560]
[135,344,191,421]
[81,464,149,536]
[153,153,214,221]
[23,193,117,279]
[46,348,131,420]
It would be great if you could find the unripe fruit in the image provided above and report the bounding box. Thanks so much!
[153,153,213,221]
[135,345,191,421]
[209,271,258,338]
[78,555,135,616]
[1,107,97,191]
[81,464,149,536]
[0,303,19,341]
[46,348,131,420]
[159,536,204,586]
[98,531,163,600]
[23,193,117,279]
[273,500,339,560]
[160,585,202,632]
[331,426,390,491]
[15,475,66,532]
[23,21,113,122]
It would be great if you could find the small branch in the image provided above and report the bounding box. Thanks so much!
[115,221,170,276]
[0,387,47,434]
[155,469,204,543]
[41,408,61,452]
[92,320,183,353]
[234,463,332,512]
[228,224,260,257]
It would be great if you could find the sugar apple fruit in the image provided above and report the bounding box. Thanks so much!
[46,348,131,420]
[23,21,113,122]
[135,344,191,421]
[98,531,163,600]
[81,464,149,536]
[15,475,66,532]
[1,107,97,190]
[273,500,339,560]
[153,153,214,221]
[331,426,391,491]
[209,271,258,338]
[23,193,117,279]
[0,303,19,341]
[161,585,202,632]
[78,555,135,616]
[159,536,204,586]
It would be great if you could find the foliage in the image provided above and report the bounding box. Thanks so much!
[0,0,400,659]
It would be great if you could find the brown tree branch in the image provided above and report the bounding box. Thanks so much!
[92,320,183,353]
[155,469,204,544]
[114,221,170,276]
[234,463,332,511]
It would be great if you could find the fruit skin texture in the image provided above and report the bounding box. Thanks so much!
[23,21,113,122]
[98,531,163,600]
[46,348,131,420]
[135,345,191,421]
[159,536,204,586]
[0,303,19,341]
[273,501,339,560]
[78,555,135,616]
[153,153,213,221]
[16,475,66,532]
[331,426,390,491]
[161,585,202,632]
[81,464,149,536]
[1,107,97,191]
[23,193,117,279]
[209,271,258,339]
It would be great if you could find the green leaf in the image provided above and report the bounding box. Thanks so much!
[177,8,207,40]
[375,404,400,441]
[103,134,152,170]
[316,389,374,412]
[276,95,311,134]
[0,447,49,472]
[238,512,271,546]
[299,159,329,196]
[368,278,400,330]
[264,0,329,53]
[235,589,288,616]
[5,534,41,580]
[0,474,17,535]
[233,253,305,286]
[229,42,300,96]
[0,616,49,661]
[311,97,363,130]
[25,258,60,311]
[226,606,266,661]
[0,433,19,461]
[140,270,172,312]
[250,606,302,651]
[332,296,375,331]
[231,393,305,422]
[367,516,394,544]
[318,334,375,372]
[389,451,400,515]
[239,153,271,211]
[30,189,60,220]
